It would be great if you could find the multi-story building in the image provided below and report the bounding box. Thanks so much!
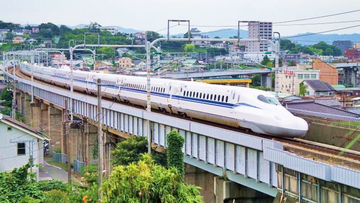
[278,68,320,95]
[345,48,360,61]
[31,27,39,34]
[311,59,338,85]
[332,40,353,54]
[100,26,119,35]
[190,28,202,45]
[247,21,272,52]
[119,57,132,69]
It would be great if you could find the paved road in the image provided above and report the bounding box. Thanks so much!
[39,162,68,182]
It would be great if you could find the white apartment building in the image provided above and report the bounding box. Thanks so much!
[100,27,119,35]
[278,68,320,95]
[247,21,273,52]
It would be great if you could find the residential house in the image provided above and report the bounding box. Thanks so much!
[94,61,113,70]
[23,29,32,35]
[284,100,360,119]
[0,29,9,34]
[0,33,6,42]
[32,27,39,34]
[133,60,146,69]
[278,67,320,95]
[118,57,132,69]
[303,80,336,97]
[12,36,24,43]
[27,38,37,44]
[0,114,49,180]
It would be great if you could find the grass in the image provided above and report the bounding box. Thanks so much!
[330,121,360,128]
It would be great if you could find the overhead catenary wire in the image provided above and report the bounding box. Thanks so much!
[285,24,360,39]
[274,9,360,24]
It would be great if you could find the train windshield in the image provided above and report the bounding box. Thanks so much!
[257,95,280,106]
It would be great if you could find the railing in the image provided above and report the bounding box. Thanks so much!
[52,152,68,164]
[73,159,85,174]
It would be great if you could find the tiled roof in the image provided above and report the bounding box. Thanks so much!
[305,80,336,92]
[0,114,49,140]
[285,101,360,118]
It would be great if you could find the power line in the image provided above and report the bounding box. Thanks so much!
[274,19,360,26]
[285,24,360,39]
[274,9,360,24]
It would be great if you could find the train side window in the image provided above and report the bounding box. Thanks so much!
[196,92,198,98]
[210,94,213,100]
[199,93,202,98]
[222,95,224,102]
[233,93,235,100]
[226,96,228,102]
[218,95,221,101]
[206,94,209,100]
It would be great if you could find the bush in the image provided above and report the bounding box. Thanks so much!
[167,131,185,179]
[43,190,70,203]
[17,196,40,203]
[83,164,98,185]
[111,136,147,166]
[36,180,68,192]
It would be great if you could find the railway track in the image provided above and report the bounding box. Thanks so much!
[8,66,360,170]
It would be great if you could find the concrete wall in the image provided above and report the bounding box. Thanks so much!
[305,122,360,151]
[185,164,274,203]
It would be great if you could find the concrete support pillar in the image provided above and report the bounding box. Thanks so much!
[261,73,272,88]
[185,164,216,203]
[30,99,41,130]
[23,93,32,126]
[40,102,49,134]
[185,164,274,203]
[49,106,62,152]
[88,123,98,163]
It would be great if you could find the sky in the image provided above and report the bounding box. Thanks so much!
[1,0,360,36]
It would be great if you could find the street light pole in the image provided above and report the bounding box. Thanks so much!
[273,32,281,98]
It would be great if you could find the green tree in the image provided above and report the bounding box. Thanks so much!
[102,154,203,203]
[111,136,148,166]
[146,31,161,42]
[6,32,14,41]
[98,47,116,59]
[323,47,334,56]
[299,81,307,96]
[251,74,261,86]
[166,131,185,179]
[214,36,220,39]
[183,31,193,38]
[184,43,195,52]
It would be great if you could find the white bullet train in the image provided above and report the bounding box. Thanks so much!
[19,63,308,138]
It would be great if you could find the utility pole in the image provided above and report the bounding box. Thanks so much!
[12,54,16,119]
[97,78,104,199]
[64,98,71,184]
[145,41,152,155]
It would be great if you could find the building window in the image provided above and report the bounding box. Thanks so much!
[304,74,310,79]
[311,74,317,79]
[298,74,303,79]
[17,143,26,155]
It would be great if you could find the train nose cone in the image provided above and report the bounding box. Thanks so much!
[286,117,308,138]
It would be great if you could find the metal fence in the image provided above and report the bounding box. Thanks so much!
[52,152,68,164]
[74,159,85,174]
